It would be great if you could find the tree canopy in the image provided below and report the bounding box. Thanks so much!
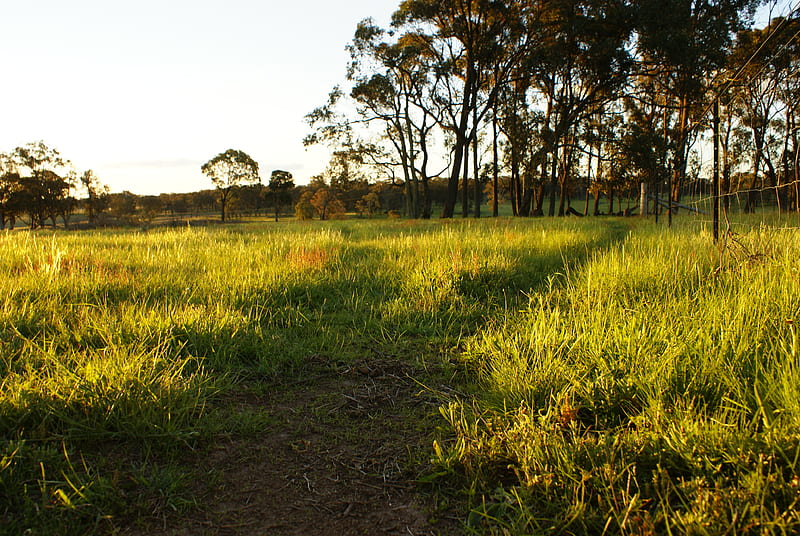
[306,0,797,220]
[201,149,260,222]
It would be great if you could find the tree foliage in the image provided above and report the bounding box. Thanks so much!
[201,149,260,222]
[268,170,294,221]
[0,141,80,229]
[306,0,788,219]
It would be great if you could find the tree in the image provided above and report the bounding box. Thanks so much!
[635,0,759,209]
[355,191,382,217]
[80,170,110,225]
[0,154,21,229]
[393,0,532,218]
[725,17,800,213]
[295,191,316,220]
[310,188,346,220]
[109,191,139,224]
[201,149,260,222]
[344,20,449,218]
[7,141,75,229]
[268,170,295,222]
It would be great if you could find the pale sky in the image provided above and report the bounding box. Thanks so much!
[0,0,400,195]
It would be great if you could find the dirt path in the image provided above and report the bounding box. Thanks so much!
[129,356,463,535]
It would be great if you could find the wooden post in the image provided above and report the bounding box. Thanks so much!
[667,158,673,228]
[640,182,648,217]
[713,97,720,243]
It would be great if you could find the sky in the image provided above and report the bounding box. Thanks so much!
[0,0,400,195]
[0,1,793,196]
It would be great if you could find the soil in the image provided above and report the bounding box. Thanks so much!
[123,355,464,536]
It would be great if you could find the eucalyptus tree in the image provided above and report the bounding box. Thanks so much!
[0,153,19,229]
[775,18,800,212]
[726,17,800,213]
[268,169,294,222]
[729,23,785,211]
[308,19,448,218]
[201,149,260,222]
[348,21,423,217]
[621,70,673,211]
[393,0,532,218]
[80,170,110,225]
[522,0,635,217]
[5,141,75,229]
[635,0,760,207]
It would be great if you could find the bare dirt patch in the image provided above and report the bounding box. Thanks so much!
[125,356,463,535]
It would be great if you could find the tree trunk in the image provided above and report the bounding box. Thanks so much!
[547,145,559,217]
[492,110,499,217]
[584,142,593,216]
[473,118,481,218]
[441,66,474,218]
[462,142,469,218]
[609,188,614,215]
[419,127,433,219]
[672,95,690,206]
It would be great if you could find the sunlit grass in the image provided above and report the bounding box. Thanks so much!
[1,218,615,533]
[2,216,797,534]
[439,221,800,534]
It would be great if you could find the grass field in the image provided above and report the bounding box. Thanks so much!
[1,215,799,534]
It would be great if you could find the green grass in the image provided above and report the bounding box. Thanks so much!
[1,215,798,534]
[437,220,800,534]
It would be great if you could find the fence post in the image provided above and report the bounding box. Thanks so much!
[713,97,720,243]
[640,182,648,217]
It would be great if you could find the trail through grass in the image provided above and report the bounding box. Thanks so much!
[2,217,797,534]
[0,218,621,534]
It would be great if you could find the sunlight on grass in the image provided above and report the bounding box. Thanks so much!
[2,217,798,534]
[440,223,800,535]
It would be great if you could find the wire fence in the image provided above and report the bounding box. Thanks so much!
[641,177,800,235]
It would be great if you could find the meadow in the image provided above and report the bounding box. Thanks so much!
[1,215,798,535]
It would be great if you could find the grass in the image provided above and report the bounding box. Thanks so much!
[0,215,798,534]
[437,220,800,534]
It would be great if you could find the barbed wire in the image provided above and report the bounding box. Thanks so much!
[691,0,800,134]
[639,176,800,231]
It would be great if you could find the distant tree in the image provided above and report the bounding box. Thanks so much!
[295,191,316,220]
[188,190,218,214]
[0,154,21,229]
[6,141,75,228]
[201,149,260,222]
[138,195,164,225]
[355,191,381,218]
[109,191,139,224]
[310,188,346,220]
[268,170,295,222]
[327,197,347,219]
[231,183,264,217]
[307,174,328,192]
[80,170,110,225]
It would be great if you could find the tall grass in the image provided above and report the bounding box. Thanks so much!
[439,222,800,534]
[4,217,795,534]
[0,218,616,533]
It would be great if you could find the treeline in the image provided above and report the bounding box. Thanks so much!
[0,141,109,230]
[306,0,800,218]
[106,176,461,224]
[0,139,461,228]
